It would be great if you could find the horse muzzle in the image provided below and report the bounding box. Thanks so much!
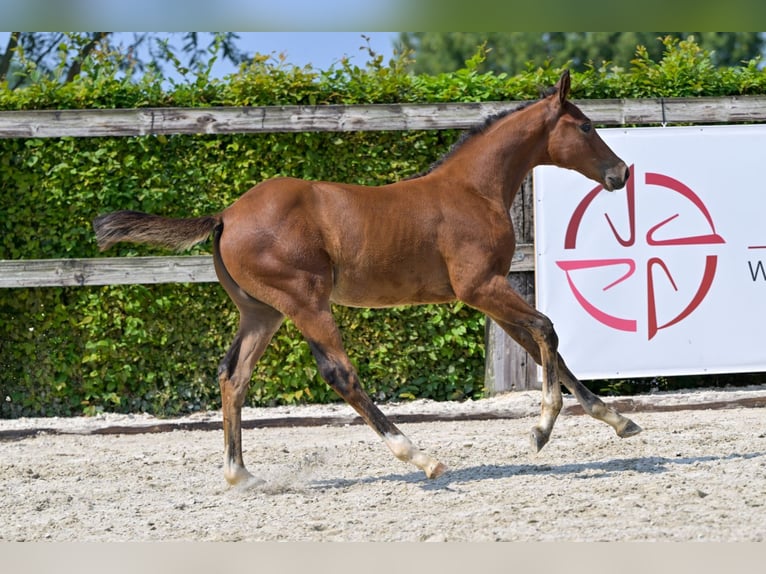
[604,163,630,191]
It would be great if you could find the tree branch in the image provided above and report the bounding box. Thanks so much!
[65,32,110,83]
[0,32,20,83]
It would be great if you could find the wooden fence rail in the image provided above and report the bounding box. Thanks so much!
[0,256,217,288]
[2,96,766,139]
[0,245,537,288]
[3,96,765,394]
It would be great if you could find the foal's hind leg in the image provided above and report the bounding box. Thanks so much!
[496,321,642,439]
[218,302,284,487]
[292,306,446,479]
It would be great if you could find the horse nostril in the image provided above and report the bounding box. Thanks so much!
[606,165,630,190]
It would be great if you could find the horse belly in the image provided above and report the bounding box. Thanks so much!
[329,265,455,308]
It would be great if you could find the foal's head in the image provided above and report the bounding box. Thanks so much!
[542,70,629,191]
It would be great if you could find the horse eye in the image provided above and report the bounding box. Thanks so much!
[580,122,592,134]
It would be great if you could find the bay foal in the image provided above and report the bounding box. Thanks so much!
[94,71,641,486]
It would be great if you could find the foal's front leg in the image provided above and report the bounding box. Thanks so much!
[528,313,563,452]
[557,359,643,438]
[495,320,643,439]
[463,275,564,451]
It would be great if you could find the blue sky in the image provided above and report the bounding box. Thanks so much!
[0,32,401,77]
[227,32,399,69]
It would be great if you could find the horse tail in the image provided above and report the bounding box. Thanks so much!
[93,210,221,252]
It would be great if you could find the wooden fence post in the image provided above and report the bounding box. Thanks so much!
[484,173,540,394]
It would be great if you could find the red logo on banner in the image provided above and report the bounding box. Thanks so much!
[557,166,725,339]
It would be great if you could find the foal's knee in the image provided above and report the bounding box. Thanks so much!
[529,313,558,355]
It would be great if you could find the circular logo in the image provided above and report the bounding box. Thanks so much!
[556,165,725,340]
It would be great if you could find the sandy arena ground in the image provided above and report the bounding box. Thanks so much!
[2,387,766,542]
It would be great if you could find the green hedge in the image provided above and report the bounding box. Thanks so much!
[2,36,765,417]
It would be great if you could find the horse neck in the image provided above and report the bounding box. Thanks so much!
[439,105,550,210]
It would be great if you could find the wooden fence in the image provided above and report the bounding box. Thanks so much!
[3,95,766,393]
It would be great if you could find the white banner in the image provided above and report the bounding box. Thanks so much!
[534,124,766,379]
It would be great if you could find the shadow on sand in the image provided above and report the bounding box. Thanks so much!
[310,451,766,491]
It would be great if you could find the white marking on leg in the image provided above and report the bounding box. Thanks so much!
[384,433,446,478]
[223,454,264,488]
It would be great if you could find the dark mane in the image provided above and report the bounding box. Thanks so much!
[406,86,556,180]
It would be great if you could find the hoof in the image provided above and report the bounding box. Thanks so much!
[234,475,267,490]
[617,419,643,438]
[530,426,550,453]
[224,465,264,489]
[426,461,447,479]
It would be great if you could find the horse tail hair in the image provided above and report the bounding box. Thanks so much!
[93,210,221,252]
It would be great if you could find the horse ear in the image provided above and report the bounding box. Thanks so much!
[555,70,571,105]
